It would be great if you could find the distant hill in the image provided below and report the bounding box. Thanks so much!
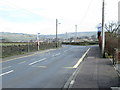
[0,32,37,42]
[58,32,97,39]
[0,31,97,42]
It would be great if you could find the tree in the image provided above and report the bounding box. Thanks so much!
[104,21,120,33]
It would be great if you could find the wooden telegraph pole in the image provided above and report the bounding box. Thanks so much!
[56,19,58,48]
[102,0,105,57]
[75,25,77,40]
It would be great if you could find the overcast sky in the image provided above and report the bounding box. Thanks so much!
[0,0,119,35]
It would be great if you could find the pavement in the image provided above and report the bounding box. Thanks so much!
[66,46,120,90]
[115,64,120,76]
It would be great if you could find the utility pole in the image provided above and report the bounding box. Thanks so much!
[118,1,120,50]
[56,19,58,48]
[75,25,77,39]
[118,1,120,25]
[102,0,105,57]
[66,32,68,40]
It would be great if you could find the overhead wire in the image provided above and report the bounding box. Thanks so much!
[79,0,93,26]
[0,0,42,18]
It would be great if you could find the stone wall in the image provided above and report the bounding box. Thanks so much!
[1,42,61,58]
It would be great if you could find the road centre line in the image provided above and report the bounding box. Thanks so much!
[64,50,68,52]
[0,70,14,77]
[28,58,47,65]
[73,48,90,68]
[0,66,11,70]
[56,53,61,56]
[64,48,72,52]
[32,65,47,68]
[18,61,26,64]
[52,53,61,57]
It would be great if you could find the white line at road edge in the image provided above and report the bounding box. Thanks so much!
[73,48,90,68]
[29,58,47,65]
[0,70,14,77]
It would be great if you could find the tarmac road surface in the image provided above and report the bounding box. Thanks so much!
[1,45,90,88]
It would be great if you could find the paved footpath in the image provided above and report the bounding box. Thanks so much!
[70,46,120,90]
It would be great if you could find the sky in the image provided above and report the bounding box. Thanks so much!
[0,0,119,35]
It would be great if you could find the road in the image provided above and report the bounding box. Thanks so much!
[1,45,90,88]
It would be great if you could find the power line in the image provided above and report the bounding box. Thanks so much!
[79,0,93,25]
[1,0,41,18]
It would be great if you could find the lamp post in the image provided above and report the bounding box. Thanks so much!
[56,19,58,48]
[56,19,61,48]
[75,25,77,41]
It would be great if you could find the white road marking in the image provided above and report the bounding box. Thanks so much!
[0,66,11,70]
[0,70,14,77]
[111,87,120,90]
[64,48,72,52]
[73,48,90,68]
[70,80,75,85]
[28,58,47,65]
[32,65,47,68]
[18,61,26,64]
[64,67,73,69]
[56,53,61,56]
[64,50,69,52]
[52,53,61,57]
